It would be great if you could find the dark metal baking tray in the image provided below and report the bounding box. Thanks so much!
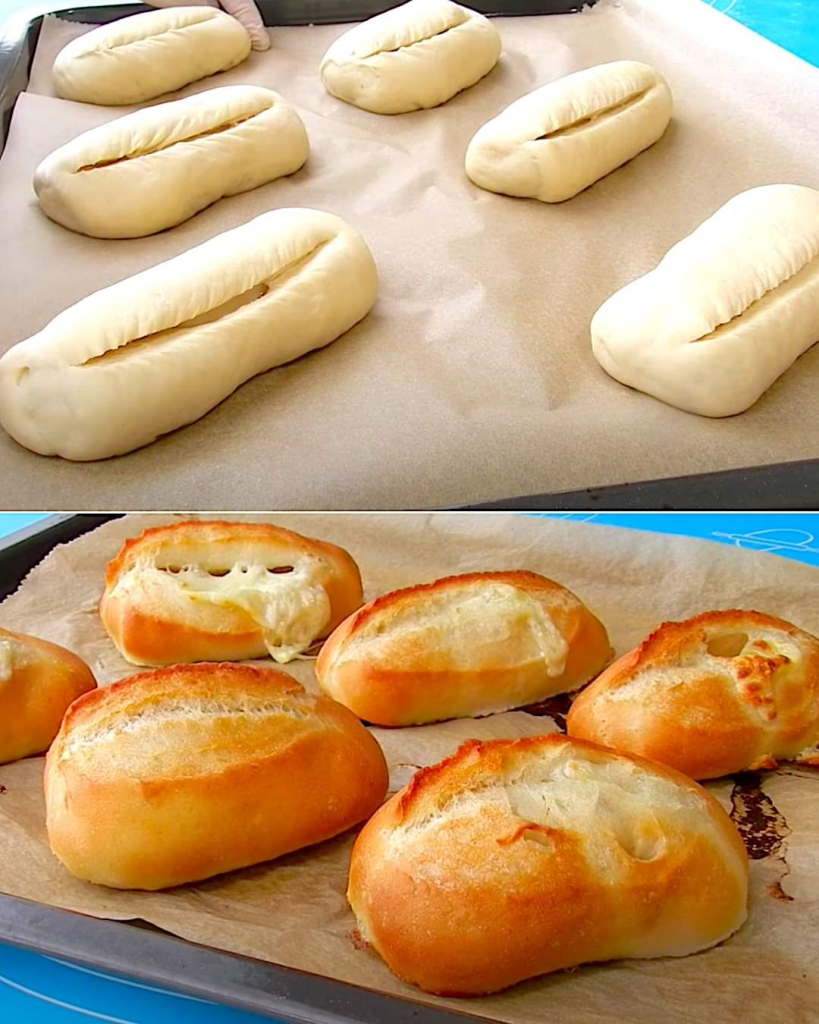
[1,0,816,512]
[0,513,497,1023]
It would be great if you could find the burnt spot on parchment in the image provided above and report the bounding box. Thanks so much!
[350,928,369,951]
[730,770,793,901]
[523,692,574,733]
[0,784,6,795]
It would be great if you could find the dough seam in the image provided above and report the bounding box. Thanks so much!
[75,240,329,369]
[690,249,819,344]
[73,17,218,56]
[75,111,267,171]
[535,86,651,141]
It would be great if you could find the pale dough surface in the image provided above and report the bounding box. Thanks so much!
[320,0,501,114]
[34,86,309,238]
[0,209,378,460]
[591,184,819,417]
[52,7,251,105]
[465,60,672,203]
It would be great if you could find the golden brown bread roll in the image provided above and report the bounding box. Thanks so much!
[100,520,363,666]
[567,610,819,779]
[45,663,389,890]
[348,734,749,996]
[316,570,612,725]
[0,627,95,764]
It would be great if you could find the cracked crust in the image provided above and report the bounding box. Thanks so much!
[316,570,612,726]
[348,734,748,995]
[567,609,819,779]
[45,663,388,890]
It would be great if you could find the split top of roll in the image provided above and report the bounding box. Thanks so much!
[316,570,612,725]
[465,61,672,203]
[567,609,819,779]
[101,519,364,666]
[320,0,501,114]
[591,183,819,416]
[348,734,749,995]
[0,208,378,460]
[34,86,309,239]
[45,663,389,890]
[52,7,252,105]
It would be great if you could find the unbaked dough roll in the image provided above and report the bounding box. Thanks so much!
[465,61,672,203]
[0,627,96,765]
[348,734,749,995]
[52,8,251,106]
[591,184,819,417]
[320,0,501,115]
[0,209,378,460]
[34,87,309,239]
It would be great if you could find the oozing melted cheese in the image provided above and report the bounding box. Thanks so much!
[171,564,331,663]
[126,563,332,664]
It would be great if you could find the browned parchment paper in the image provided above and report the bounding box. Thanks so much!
[2,1,819,510]
[0,513,817,1023]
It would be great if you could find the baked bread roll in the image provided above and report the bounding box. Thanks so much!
[52,8,251,106]
[45,663,389,889]
[100,520,363,666]
[34,86,309,239]
[348,734,748,996]
[591,184,819,416]
[567,610,819,779]
[0,628,96,764]
[320,0,501,114]
[0,208,378,460]
[316,571,611,725]
[465,61,672,203]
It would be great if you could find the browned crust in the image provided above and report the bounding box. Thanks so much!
[0,627,96,764]
[101,520,363,665]
[347,734,748,996]
[46,663,389,890]
[316,571,612,726]
[567,610,819,779]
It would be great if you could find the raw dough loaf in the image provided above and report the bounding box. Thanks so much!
[465,61,672,203]
[0,208,378,460]
[52,7,251,106]
[320,0,501,114]
[101,519,363,665]
[45,663,389,889]
[567,610,819,779]
[591,184,819,416]
[34,86,309,238]
[348,734,749,995]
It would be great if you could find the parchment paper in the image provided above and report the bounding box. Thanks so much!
[0,513,817,1023]
[1,1,819,510]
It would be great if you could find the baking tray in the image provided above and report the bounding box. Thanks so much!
[0,513,541,1024]
[1,1,817,513]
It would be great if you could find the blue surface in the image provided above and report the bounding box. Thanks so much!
[0,514,50,539]
[2,511,819,1022]
[707,0,819,67]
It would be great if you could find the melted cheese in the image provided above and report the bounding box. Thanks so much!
[170,564,331,663]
